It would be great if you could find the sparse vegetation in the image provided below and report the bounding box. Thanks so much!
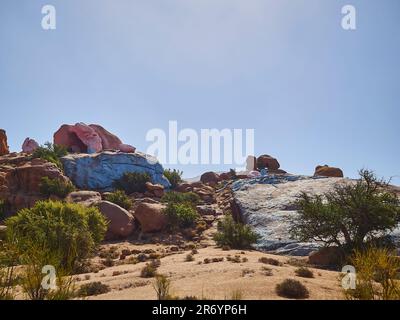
[161,191,200,207]
[261,266,273,276]
[230,289,244,300]
[185,254,195,262]
[290,170,400,253]
[214,215,259,249]
[276,279,310,299]
[153,274,171,300]
[39,177,75,198]
[77,282,110,297]
[164,202,199,230]
[258,257,282,266]
[344,247,400,300]
[6,200,107,269]
[141,263,157,278]
[32,142,68,170]
[163,169,183,189]
[104,190,133,210]
[113,172,151,194]
[295,267,314,278]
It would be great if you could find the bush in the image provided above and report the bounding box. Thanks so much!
[344,247,400,300]
[77,282,110,297]
[6,200,107,269]
[259,257,282,266]
[113,172,151,194]
[163,169,183,189]
[185,254,195,262]
[32,142,68,169]
[214,215,259,249]
[39,177,75,198]
[141,264,157,278]
[153,275,171,300]
[290,170,400,253]
[161,191,200,207]
[104,190,133,210]
[276,279,310,299]
[295,267,314,278]
[164,203,199,230]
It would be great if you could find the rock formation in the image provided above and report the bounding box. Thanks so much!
[314,165,344,178]
[0,153,71,213]
[200,171,221,185]
[61,151,171,192]
[0,129,9,156]
[22,138,39,153]
[54,123,136,154]
[256,154,280,171]
[98,201,135,239]
[132,202,167,233]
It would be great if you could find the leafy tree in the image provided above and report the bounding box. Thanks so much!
[163,169,183,189]
[290,170,400,252]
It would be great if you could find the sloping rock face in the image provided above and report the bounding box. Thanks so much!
[54,123,135,154]
[61,151,171,192]
[0,153,71,213]
[0,129,9,156]
[232,175,349,255]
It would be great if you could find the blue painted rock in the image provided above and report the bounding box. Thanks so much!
[61,151,171,192]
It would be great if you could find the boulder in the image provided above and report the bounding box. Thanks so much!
[0,154,71,212]
[61,151,171,192]
[98,201,135,239]
[54,123,136,153]
[0,129,9,156]
[314,165,344,178]
[66,191,102,207]
[308,247,344,266]
[145,182,165,198]
[132,202,167,233]
[22,138,39,154]
[256,155,280,171]
[200,171,221,184]
[246,155,257,171]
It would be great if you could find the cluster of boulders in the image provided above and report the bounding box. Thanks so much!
[54,123,135,154]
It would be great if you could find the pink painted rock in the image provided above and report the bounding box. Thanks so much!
[88,124,122,150]
[54,123,136,154]
[54,124,87,153]
[22,138,39,153]
[70,123,102,154]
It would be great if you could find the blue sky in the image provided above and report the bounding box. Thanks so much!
[0,0,399,183]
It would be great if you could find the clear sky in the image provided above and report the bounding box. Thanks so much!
[0,0,399,184]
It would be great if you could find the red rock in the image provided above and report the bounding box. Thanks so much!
[0,129,9,156]
[132,202,167,233]
[314,165,344,178]
[22,138,39,153]
[88,124,122,150]
[257,155,280,170]
[119,144,136,153]
[54,124,87,153]
[70,123,102,153]
[200,171,221,184]
[98,201,135,239]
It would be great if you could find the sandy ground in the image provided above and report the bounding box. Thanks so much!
[78,243,344,300]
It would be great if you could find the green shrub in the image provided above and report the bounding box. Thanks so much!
[164,203,199,230]
[163,169,183,189]
[185,254,195,262]
[276,279,310,299]
[153,275,171,300]
[161,191,200,207]
[39,177,75,198]
[214,215,259,249]
[32,142,68,169]
[141,264,157,278]
[259,257,282,266]
[77,282,110,297]
[104,190,133,210]
[290,170,400,253]
[295,267,314,278]
[113,172,151,194]
[344,247,400,300]
[6,200,107,269]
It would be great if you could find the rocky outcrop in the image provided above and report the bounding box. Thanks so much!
[200,172,221,185]
[54,123,135,154]
[98,201,135,239]
[22,138,39,153]
[314,165,344,178]
[132,202,167,233]
[246,155,257,171]
[0,130,9,156]
[232,175,349,255]
[0,153,71,213]
[61,151,171,192]
[145,182,165,198]
[66,191,102,207]
[256,154,280,171]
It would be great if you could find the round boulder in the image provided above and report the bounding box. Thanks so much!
[98,201,135,239]
[314,165,344,178]
[132,202,167,233]
[256,155,280,171]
